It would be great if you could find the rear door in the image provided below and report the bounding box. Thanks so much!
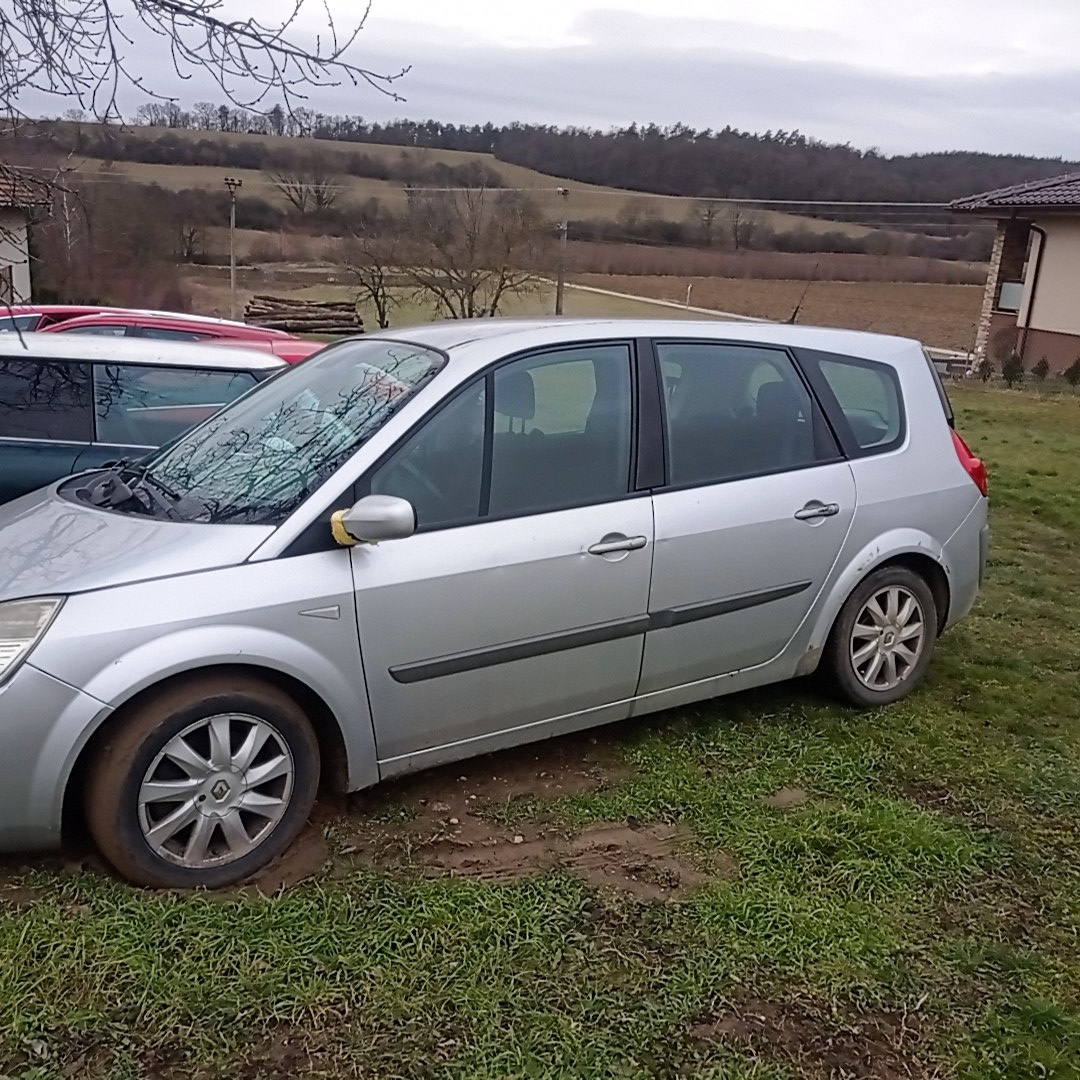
[0,357,94,503]
[640,340,856,694]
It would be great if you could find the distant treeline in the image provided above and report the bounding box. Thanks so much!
[7,117,504,190]
[42,100,1077,205]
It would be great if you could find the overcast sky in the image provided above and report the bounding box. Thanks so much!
[36,0,1080,157]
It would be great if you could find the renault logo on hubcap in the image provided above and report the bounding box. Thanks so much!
[211,779,231,801]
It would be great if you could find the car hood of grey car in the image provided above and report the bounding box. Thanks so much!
[0,488,274,602]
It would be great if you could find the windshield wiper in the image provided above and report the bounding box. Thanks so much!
[75,461,184,520]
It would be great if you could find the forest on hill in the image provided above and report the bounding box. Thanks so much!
[26,102,1078,205]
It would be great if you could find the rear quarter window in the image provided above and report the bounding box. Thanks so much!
[808,353,905,456]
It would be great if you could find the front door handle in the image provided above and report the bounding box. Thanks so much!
[588,534,648,556]
[794,501,840,521]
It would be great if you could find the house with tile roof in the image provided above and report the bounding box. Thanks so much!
[0,170,49,306]
[952,172,1080,373]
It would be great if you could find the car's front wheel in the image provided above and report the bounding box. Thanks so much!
[824,565,939,707]
[85,674,320,889]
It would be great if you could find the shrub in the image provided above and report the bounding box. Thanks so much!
[1002,351,1025,388]
[1065,358,1080,387]
[980,360,994,383]
[1032,357,1050,382]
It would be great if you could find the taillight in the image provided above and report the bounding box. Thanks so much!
[952,429,988,497]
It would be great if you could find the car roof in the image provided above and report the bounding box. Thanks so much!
[369,317,925,362]
[0,332,285,371]
[49,311,291,336]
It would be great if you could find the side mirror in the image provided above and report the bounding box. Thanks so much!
[331,495,416,546]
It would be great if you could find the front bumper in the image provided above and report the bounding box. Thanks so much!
[0,663,109,852]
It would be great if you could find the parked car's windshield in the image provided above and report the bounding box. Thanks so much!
[76,339,443,525]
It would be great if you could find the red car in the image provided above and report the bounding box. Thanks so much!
[205,337,325,364]
[38,310,294,344]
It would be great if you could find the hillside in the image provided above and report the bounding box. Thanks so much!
[10,121,909,239]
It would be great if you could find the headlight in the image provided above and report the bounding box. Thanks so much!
[0,598,64,685]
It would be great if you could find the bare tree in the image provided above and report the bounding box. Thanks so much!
[0,1,408,122]
[344,232,402,330]
[692,200,719,247]
[400,188,552,319]
[268,159,341,217]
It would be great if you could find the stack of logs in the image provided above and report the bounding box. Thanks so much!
[244,295,364,335]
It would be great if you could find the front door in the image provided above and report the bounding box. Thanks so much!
[640,340,856,694]
[352,342,654,768]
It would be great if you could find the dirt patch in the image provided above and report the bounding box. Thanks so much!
[343,815,729,900]
[426,821,725,899]
[901,782,989,824]
[352,733,633,826]
[244,826,329,895]
[0,885,44,910]
[230,1030,314,1080]
[692,999,925,1079]
[764,786,809,810]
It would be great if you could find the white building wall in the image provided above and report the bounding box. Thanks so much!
[1028,216,1080,337]
[0,208,32,303]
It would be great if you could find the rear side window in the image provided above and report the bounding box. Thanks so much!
[658,342,836,487]
[815,355,904,454]
[0,358,93,441]
[138,326,213,341]
[93,363,259,447]
[58,324,128,337]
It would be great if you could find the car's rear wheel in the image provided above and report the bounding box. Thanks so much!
[85,674,320,889]
[824,565,938,707]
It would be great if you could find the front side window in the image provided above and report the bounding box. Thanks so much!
[489,346,632,516]
[659,342,827,487]
[370,382,486,529]
[93,363,259,447]
[371,344,634,529]
[132,338,443,524]
[0,358,93,441]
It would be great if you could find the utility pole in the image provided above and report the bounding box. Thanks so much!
[224,177,243,320]
[554,187,569,316]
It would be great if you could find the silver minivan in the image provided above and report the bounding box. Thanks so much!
[0,320,989,888]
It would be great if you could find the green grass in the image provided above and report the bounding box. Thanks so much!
[2,385,1080,1078]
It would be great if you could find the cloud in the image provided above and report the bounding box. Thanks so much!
[15,1,1080,158]
[325,35,1080,157]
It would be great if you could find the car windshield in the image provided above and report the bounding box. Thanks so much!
[79,338,443,525]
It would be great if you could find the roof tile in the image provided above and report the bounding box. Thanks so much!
[951,171,1080,212]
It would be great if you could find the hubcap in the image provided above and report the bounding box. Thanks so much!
[849,585,925,692]
[138,713,294,869]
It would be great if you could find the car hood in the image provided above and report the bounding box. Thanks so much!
[0,487,274,602]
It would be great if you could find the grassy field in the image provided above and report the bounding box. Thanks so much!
[67,124,888,237]
[182,267,980,351]
[2,387,1079,1078]
[184,273,734,328]
[571,275,986,353]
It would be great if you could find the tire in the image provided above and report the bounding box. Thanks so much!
[823,565,938,708]
[84,674,320,889]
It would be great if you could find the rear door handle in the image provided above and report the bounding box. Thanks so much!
[794,501,840,521]
[588,534,648,555]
